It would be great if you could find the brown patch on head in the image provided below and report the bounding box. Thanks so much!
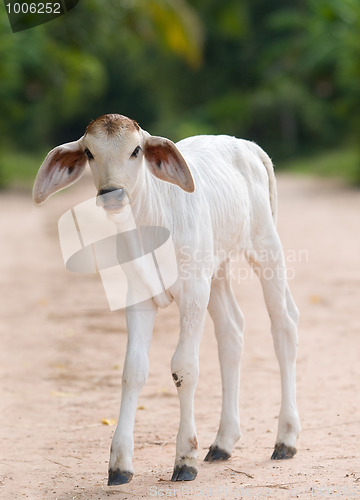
[86,114,139,137]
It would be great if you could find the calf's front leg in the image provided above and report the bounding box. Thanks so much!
[170,280,210,481]
[108,299,157,485]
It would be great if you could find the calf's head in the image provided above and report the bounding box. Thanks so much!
[33,114,195,211]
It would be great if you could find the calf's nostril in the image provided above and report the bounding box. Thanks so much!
[96,187,127,206]
[98,188,117,197]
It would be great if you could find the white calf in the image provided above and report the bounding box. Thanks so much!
[33,114,300,484]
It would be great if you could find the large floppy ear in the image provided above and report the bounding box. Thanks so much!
[33,139,88,205]
[143,135,195,193]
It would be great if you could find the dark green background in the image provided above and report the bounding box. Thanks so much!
[1,0,360,184]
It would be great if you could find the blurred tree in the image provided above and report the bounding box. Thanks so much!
[264,0,360,169]
[0,0,204,147]
[1,0,360,177]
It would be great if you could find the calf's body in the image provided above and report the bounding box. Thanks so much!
[33,114,300,484]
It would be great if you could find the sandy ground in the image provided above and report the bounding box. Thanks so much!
[1,173,360,500]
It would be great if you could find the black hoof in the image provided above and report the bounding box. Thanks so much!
[204,445,231,462]
[171,464,197,482]
[108,469,133,485]
[271,443,297,460]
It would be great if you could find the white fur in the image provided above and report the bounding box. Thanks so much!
[33,116,300,483]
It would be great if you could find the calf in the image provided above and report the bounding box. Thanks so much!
[33,114,300,484]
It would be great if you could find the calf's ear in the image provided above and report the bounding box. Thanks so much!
[33,139,88,204]
[143,135,195,193]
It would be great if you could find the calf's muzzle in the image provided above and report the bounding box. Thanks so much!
[96,187,128,211]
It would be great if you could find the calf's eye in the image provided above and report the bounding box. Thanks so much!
[131,146,141,158]
[84,148,94,160]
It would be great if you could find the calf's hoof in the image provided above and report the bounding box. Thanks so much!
[204,445,231,462]
[108,469,133,485]
[271,443,297,460]
[171,464,197,482]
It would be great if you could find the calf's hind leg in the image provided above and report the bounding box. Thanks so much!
[205,261,244,461]
[247,232,300,459]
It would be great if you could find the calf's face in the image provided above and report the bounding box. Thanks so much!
[84,115,144,212]
[32,114,195,210]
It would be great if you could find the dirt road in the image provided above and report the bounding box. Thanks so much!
[1,174,360,499]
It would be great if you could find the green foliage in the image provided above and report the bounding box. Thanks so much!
[144,0,204,67]
[0,148,45,188]
[278,146,360,185]
[1,0,360,185]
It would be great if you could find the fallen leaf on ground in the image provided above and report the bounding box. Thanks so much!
[51,391,76,398]
[309,295,322,304]
[101,418,116,426]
